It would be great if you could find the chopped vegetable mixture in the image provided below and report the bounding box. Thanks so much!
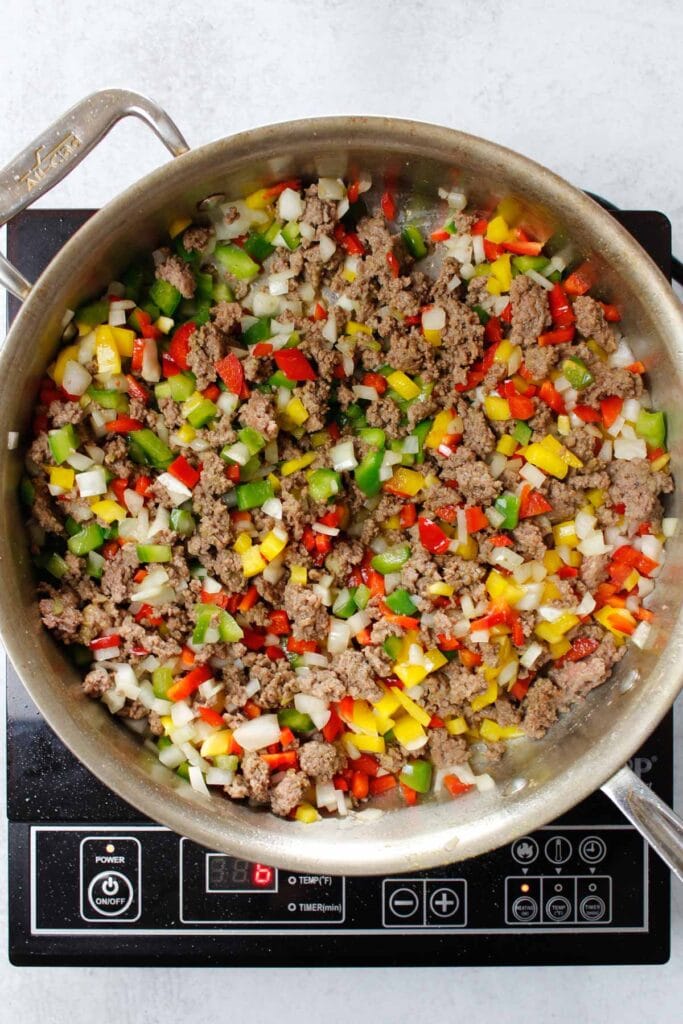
[24,175,675,821]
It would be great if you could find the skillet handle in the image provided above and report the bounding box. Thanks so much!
[0,89,189,300]
[601,765,683,883]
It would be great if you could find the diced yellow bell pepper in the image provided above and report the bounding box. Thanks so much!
[542,580,561,602]
[486,215,510,243]
[486,278,502,295]
[391,686,431,725]
[169,216,192,239]
[233,533,252,554]
[497,434,518,456]
[493,339,515,363]
[480,718,503,742]
[344,732,386,754]
[398,630,421,662]
[386,370,420,401]
[385,466,424,497]
[177,423,196,444]
[423,328,442,346]
[471,679,498,712]
[160,715,174,735]
[587,487,605,509]
[295,802,321,823]
[91,499,127,523]
[499,724,524,739]
[352,700,378,735]
[651,453,671,472]
[587,339,608,361]
[155,316,174,336]
[424,648,448,674]
[342,267,356,284]
[553,520,579,548]
[49,466,74,490]
[52,344,80,386]
[392,715,426,748]
[394,663,428,689]
[372,712,395,734]
[111,326,135,357]
[484,395,511,421]
[543,550,563,574]
[535,614,580,644]
[283,397,309,426]
[182,391,205,419]
[95,326,122,376]
[456,536,479,561]
[490,254,512,292]
[241,546,267,578]
[524,442,568,479]
[486,569,524,606]
[540,433,583,469]
[346,321,372,336]
[200,730,233,758]
[549,638,571,659]
[289,565,307,586]
[373,687,403,718]
[427,581,455,597]
[445,716,468,736]
[483,664,501,684]
[622,569,640,592]
[244,188,271,210]
[383,514,401,530]
[280,451,317,477]
[310,430,329,448]
[557,414,571,436]
[425,410,455,449]
[260,529,288,561]
[594,606,636,639]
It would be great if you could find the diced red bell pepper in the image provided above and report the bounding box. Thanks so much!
[627,361,646,374]
[312,302,327,322]
[111,477,128,504]
[601,395,623,428]
[443,774,474,798]
[400,782,418,806]
[418,516,451,554]
[241,628,266,651]
[565,636,600,662]
[238,585,259,612]
[465,506,489,533]
[105,416,145,433]
[369,775,398,796]
[161,353,180,378]
[557,565,579,579]
[168,454,200,489]
[346,179,360,204]
[381,190,397,220]
[538,379,566,414]
[341,232,366,257]
[198,706,226,729]
[268,610,291,635]
[167,663,214,702]
[287,637,318,654]
[548,283,575,327]
[265,644,286,661]
[379,601,420,630]
[483,239,505,261]
[489,534,513,547]
[273,348,317,381]
[431,229,451,242]
[353,754,380,778]
[243,699,262,719]
[89,635,121,651]
[337,695,355,721]
[167,321,195,370]
[126,374,150,404]
[436,634,461,651]
[459,648,482,668]
[399,503,417,528]
[484,316,503,345]
[279,726,295,748]
[252,342,273,358]
[261,751,299,772]
[216,352,244,395]
[361,372,388,395]
[386,251,400,278]
[519,487,552,519]
[502,239,543,256]
[563,263,595,296]
[573,404,602,423]
[131,338,146,373]
[136,309,162,340]
[599,302,621,322]
[538,326,576,346]
[500,302,513,323]
[471,218,488,236]
[351,770,370,800]
[510,676,532,701]
[508,392,535,420]
[263,178,301,200]
[322,707,343,743]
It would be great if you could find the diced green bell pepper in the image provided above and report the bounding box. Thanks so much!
[176,761,191,781]
[243,230,275,263]
[219,611,244,643]
[149,278,183,317]
[152,666,174,699]
[412,417,434,464]
[154,381,172,400]
[371,543,411,574]
[382,635,403,660]
[136,543,172,563]
[186,397,218,428]
[238,427,266,455]
[239,455,262,482]
[212,280,234,303]
[64,515,81,537]
[281,221,301,251]
[87,550,105,579]
[195,271,214,300]
[19,477,35,507]
[512,420,533,445]
[332,588,358,619]
[358,427,386,447]
[235,479,274,510]
[385,588,418,616]
[267,369,297,391]
[67,522,104,555]
[399,759,433,793]
[87,386,129,412]
[129,428,173,470]
[354,449,385,497]
[243,317,272,347]
[635,408,666,449]
[48,423,79,464]
[277,708,315,734]
[562,357,593,391]
[308,468,341,503]
[401,224,427,260]
[170,508,196,536]
[168,372,197,402]
[215,753,239,772]
[192,604,217,644]
[494,492,521,530]
[74,299,109,328]
[472,304,490,325]
[215,244,260,281]
[512,255,550,273]
[36,551,69,579]
[354,583,371,610]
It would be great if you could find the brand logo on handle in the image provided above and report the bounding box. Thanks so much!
[628,754,657,779]
[18,132,81,193]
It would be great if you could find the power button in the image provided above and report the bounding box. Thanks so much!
[80,836,141,923]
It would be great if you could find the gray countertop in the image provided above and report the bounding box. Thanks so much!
[1,0,682,1018]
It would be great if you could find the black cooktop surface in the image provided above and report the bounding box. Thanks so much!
[5,206,674,966]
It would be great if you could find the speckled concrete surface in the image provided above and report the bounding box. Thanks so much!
[1,0,682,1019]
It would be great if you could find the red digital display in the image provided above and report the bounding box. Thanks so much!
[251,863,275,888]
[207,856,277,893]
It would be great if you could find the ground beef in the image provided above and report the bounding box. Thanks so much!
[82,666,113,696]
[522,678,560,738]
[47,400,86,427]
[100,544,139,603]
[270,770,309,817]
[182,225,213,252]
[512,522,548,561]
[211,300,243,333]
[551,635,625,709]
[421,665,487,717]
[298,740,344,781]
[452,460,502,506]
[573,295,617,352]
[523,343,560,380]
[581,366,642,407]
[238,391,279,440]
[579,554,609,591]
[457,401,496,456]
[608,459,673,524]
[187,323,228,390]
[333,649,383,702]
[509,275,551,347]
[284,584,329,641]
[154,253,196,299]
[365,397,403,438]
[428,730,468,767]
[39,588,83,639]
[240,751,271,804]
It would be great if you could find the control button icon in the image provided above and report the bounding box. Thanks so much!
[87,871,134,917]
[388,886,421,918]
[579,895,606,921]
[511,837,539,865]
[544,835,573,866]
[511,896,539,922]
[428,887,460,919]
[545,894,572,922]
[579,836,607,865]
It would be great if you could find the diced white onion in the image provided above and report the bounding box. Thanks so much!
[330,440,358,471]
[488,452,508,479]
[316,780,338,811]
[622,398,641,422]
[141,339,161,382]
[233,714,281,751]
[327,619,351,653]
[171,701,195,727]
[631,621,652,649]
[519,462,546,488]
[317,177,346,200]
[353,384,379,401]
[62,360,92,396]
[662,517,678,538]
[422,306,446,331]
[578,531,612,556]
[277,187,304,221]
[66,452,94,471]
[188,765,210,796]
[490,547,524,570]
[456,508,468,546]
[516,582,544,611]
[347,610,370,635]
[576,592,597,615]
[525,269,554,291]
[575,510,597,539]
[158,743,187,769]
[76,466,107,498]
[124,488,145,516]
[206,767,235,786]
[608,340,636,368]
[538,605,565,622]
[520,642,544,669]
[295,693,331,730]
[318,235,337,262]
[614,437,647,461]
